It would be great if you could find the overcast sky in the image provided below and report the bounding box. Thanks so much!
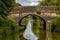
[16,0,42,6]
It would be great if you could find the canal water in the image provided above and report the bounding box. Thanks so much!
[23,19,38,40]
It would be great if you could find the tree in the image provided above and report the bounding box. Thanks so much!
[39,0,60,14]
[40,0,60,6]
[0,0,19,40]
[0,0,14,16]
[13,2,21,7]
[50,17,60,32]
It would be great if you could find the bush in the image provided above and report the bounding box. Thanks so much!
[0,15,19,40]
[0,0,20,40]
[50,17,60,32]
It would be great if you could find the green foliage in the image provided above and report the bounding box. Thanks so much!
[0,0,20,40]
[13,2,21,7]
[50,17,60,32]
[0,0,14,16]
[39,0,60,14]
[0,15,19,40]
[40,0,60,6]
[32,16,45,40]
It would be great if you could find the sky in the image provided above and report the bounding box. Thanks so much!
[16,0,42,6]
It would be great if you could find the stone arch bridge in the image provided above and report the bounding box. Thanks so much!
[8,6,58,40]
[9,6,57,24]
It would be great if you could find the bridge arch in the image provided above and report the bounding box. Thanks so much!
[19,14,46,30]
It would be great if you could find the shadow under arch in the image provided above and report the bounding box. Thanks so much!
[19,14,46,30]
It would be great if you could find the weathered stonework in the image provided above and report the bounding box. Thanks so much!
[12,6,56,13]
[9,6,57,22]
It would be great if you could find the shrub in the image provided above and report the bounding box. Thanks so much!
[0,15,19,40]
[50,17,60,32]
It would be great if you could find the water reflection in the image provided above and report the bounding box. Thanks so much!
[23,20,38,40]
[52,32,60,40]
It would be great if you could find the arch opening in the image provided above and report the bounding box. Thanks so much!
[19,14,46,30]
